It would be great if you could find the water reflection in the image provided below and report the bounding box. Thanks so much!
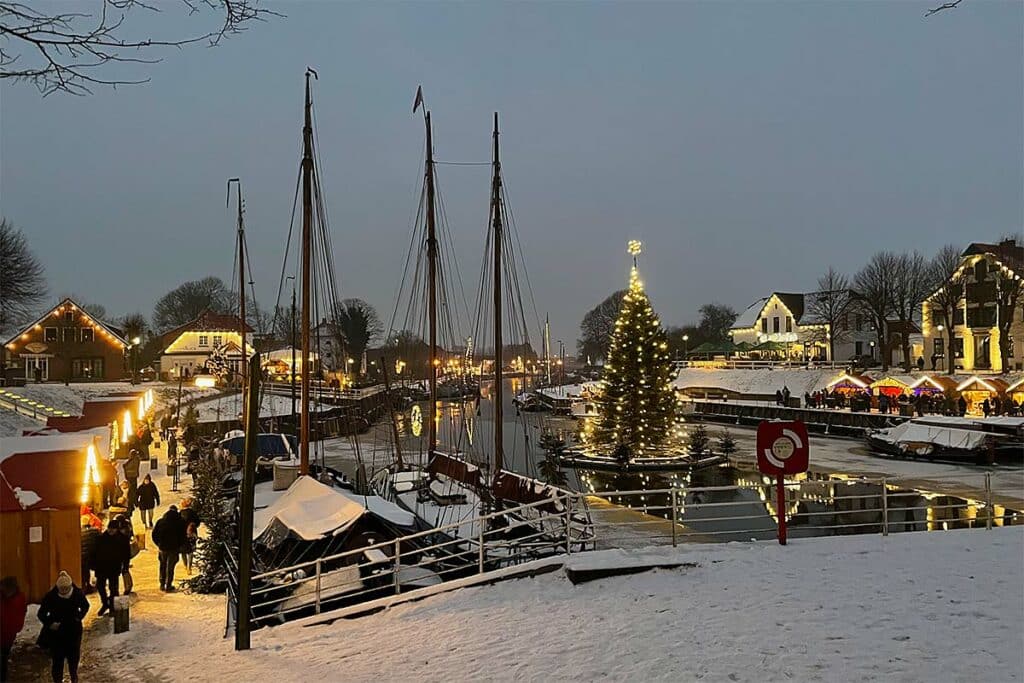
[579,463,1022,542]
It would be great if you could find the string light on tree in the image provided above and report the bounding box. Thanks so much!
[588,240,678,459]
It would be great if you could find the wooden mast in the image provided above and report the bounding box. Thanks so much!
[425,111,439,458]
[299,70,314,476]
[236,181,247,418]
[490,112,504,476]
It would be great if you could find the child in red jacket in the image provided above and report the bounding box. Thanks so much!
[0,576,28,682]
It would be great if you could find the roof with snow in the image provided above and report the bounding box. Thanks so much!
[159,309,253,348]
[253,476,366,542]
[0,433,98,512]
[731,292,817,330]
[963,239,1023,272]
[3,297,127,348]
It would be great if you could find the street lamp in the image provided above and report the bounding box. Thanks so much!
[682,334,689,362]
[869,340,876,364]
[936,324,945,373]
[129,336,142,385]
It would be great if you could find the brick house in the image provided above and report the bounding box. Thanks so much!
[2,298,128,383]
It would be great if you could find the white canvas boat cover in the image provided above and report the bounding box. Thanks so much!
[874,421,990,450]
[254,476,365,542]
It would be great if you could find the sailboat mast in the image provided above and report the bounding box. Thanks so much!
[490,112,504,475]
[236,182,247,418]
[544,314,551,385]
[299,71,314,476]
[425,111,439,457]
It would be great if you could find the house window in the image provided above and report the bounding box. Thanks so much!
[974,259,988,282]
[952,337,964,358]
[772,317,780,334]
[855,341,863,356]
[212,335,223,347]
[198,335,209,347]
[761,318,767,334]
[839,313,848,331]
[933,338,945,357]
[80,327,94,342]
[785,317,793,333]
[44,327,57,342]
[854,315,863,332]
[954,309,965,326]
[64,310,74,323]
[71,358,104,379]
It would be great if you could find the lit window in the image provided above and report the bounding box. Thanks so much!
[44,327,58,342]
[80,327,94,342]
[212,335,222,347]
[198,335,209,347]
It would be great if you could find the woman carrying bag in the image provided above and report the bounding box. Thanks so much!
[37,571,89,683]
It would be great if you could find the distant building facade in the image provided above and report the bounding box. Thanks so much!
[2,298,127,382]
[159,311,254,380]
[922,239,1024,373]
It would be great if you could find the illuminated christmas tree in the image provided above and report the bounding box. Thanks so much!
[589,241,677,457]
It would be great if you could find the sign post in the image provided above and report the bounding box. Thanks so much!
[756,420,809,546]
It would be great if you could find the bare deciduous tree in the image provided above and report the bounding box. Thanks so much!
[852,251,899,371]
[994,264,1024,375]
[0,0,279,96]
[697,303,738,343]
[928,244,966,374]
[577,290,627,362]
[890,251,935,370]
[152,276,232,331]
[806,267,853,363]
[0,218,47,336]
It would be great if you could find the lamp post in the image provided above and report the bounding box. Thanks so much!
[870,340,876,364]
[130,337,141,385]
[936,324,945,373]
[682,334,689,363]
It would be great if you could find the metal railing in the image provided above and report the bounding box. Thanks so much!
[228,492,592,629]
[674,360,845,370]
[226,471,1019,633]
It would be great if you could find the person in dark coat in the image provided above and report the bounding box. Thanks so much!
[93,523,130,616]
[98,457,118,509]
[179,499,202,574]
[958,395,968,416]
[79,518,101,593]
[37,571,89,683]
[122,449,142,515]
[152,506,187,591]
[136,474,160,529]
[982,398,991,417]
[1,576,28,683]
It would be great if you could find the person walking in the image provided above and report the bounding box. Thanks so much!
[37,572,89,683]
[1,576,27,683]
[122,449,142,516]
[79,518,101,594]
[136,474,160,529]
[98,457,117,509]
[982,398,991,418]
[958,395,968,416]
[152,506,186,592]
[93,523,130,616]
[179,499,201,575]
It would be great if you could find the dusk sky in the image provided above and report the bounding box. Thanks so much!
[2,1,1022,348]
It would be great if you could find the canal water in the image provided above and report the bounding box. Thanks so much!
[349,378,1023,542]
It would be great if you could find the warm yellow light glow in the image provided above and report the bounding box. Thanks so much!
[194,375,217,389]
[410,404,423,437]
[122,410,132,443]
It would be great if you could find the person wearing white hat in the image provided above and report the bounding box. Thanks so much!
[37,571,89,683]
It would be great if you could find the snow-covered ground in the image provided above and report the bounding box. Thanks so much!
[14,526,1021,682]
[674,367,845,396]
[190,392,334,424]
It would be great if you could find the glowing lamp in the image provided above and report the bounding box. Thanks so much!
[194,375,216,389]
[138,396,145,420]
[122,410,132,443]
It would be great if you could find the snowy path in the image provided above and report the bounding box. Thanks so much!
[40,527,1024,682]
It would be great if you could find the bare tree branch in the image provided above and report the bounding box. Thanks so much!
[925,0,965,17]
[0,0,281,96]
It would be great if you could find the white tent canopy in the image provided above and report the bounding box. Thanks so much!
[254,476,365,542]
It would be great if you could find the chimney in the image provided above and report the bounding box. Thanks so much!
[999,237,1018,248]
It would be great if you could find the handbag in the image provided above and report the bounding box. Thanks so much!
[122,570,134,595]
[36,624,54,651]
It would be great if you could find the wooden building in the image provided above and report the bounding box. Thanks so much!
[159,310,253,380]
[2,298,128,384]
[0,433,102,603]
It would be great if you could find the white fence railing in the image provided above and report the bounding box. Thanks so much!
[226,471,1018,634]
[673,360,845,371]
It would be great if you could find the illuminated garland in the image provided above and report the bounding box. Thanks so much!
[588,241,678,456]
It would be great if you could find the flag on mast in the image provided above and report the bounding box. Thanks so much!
[413,85,424,113]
